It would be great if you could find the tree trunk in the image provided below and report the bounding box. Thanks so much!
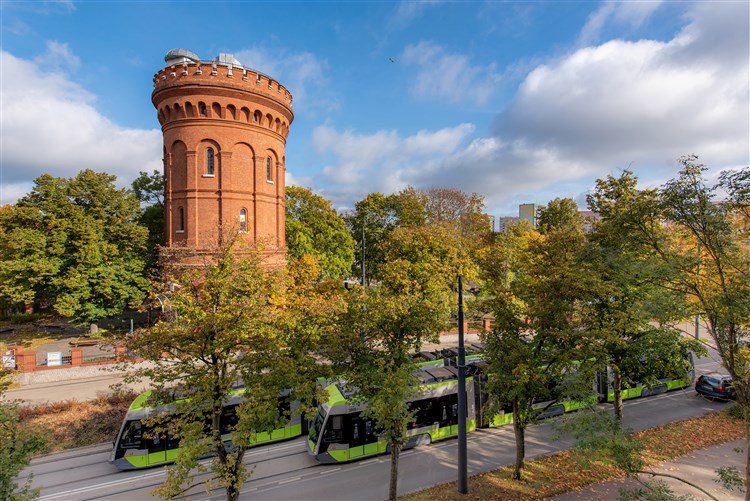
[389,439,401,501]
[512,398,525,480]
[613,367,623,423]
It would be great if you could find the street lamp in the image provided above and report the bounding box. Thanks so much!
[457,275,468,494]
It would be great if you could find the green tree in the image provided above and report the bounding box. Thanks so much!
[330,224,464,501]
[131,170,164,270]
[125,233,339,501]
[0,170,149,325]
[0,371,47,500]
[586,171,705,423]
[652,156,750,496]
[347,188,427,283]
[285,186,355,279]
[481,199,596,480]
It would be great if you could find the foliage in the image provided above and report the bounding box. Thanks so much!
[131,170,164,270]
[125,232,339,501]
[285,186,355,279]
[346,188,427,283]
[0,371,47,501]
[585,170,706,422]
[627,156,750,491]
[480,198,596,480]
[346,187,490,284]
[329,224,459,501]
[0,170,150,325]
[716,465,746,493]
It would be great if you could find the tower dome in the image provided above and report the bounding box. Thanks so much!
[152,49,294,266]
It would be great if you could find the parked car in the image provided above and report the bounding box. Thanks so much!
[695,373,736,400]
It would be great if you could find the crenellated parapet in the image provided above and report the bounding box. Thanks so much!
[152,49,293,139]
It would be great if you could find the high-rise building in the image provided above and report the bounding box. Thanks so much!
[152,49,293,265]
[519,203,543,229]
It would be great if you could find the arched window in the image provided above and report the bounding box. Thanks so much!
[266,157,273,182]
[178,207,185,232]
[207,148,215,175]
[239,209,247,232]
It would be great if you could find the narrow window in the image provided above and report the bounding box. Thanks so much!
[179,207,185,232]
[207,148,215,175]
[239,209,247,232]
[199,103,207,116]
[266,157,272,182]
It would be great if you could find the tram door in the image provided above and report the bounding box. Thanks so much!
[145,427,168,465]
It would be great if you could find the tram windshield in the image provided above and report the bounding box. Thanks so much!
[309,408,326,445]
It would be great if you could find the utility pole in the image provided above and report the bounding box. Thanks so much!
[457,275,468,494]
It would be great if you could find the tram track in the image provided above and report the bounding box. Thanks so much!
[37,445,314,500]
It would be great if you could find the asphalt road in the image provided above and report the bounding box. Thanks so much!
[17,345,729,500]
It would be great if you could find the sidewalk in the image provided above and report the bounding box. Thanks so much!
[552,439,746,500]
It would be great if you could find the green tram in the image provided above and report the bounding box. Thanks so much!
[110,387,304,470]
[307,352,696,464]
[596,352,696,402]
[308,366,479,464]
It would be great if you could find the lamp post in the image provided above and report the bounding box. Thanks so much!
[457,275,468,494]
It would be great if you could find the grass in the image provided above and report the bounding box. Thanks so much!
[403,409,745,500]
[18,391,137,452]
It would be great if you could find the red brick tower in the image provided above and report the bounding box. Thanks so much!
[152,49,293,265]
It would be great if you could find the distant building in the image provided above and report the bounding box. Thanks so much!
[519,203,544,229]
[152,48,293,266]
[579,210,601,233]
[497,216,520,233]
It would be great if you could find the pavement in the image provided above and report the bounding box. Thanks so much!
[552,439,746,500]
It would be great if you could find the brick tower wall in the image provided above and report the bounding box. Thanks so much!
[152,54,293,266]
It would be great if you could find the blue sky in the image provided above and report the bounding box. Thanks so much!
[1,1,748,218]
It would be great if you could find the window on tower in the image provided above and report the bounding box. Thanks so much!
[266,157,273,182]
[178,207,185,233]
[207,148,215,175]
[239,209,247,232]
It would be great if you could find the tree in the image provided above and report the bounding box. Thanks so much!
[125,232,341,501]
[132,170,164,271]
[0,170,149,325]
[346,188,427,283]
[586,171,705,422]
[651,156,750,496]
[329,224,465,500]
[481,199,596,480]
[285,186,355,279]
[0,371,47,500]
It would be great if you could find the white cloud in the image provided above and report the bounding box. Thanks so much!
[401,42,502,107]
[0,50,162,204]
[309,2,748,217]
[579,1,663,45]
[33,40,80,71]
[234,47,339,114]
[310,123,476,207]
[389,0,442,30]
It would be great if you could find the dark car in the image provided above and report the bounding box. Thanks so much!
[696,373,736,400]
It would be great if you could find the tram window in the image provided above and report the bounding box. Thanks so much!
[221,405,239,434]
[365,420,373,436]
[323,415,344,443]
[452,403,458,418]
[120,420,143,449]
[145,427,166,453]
